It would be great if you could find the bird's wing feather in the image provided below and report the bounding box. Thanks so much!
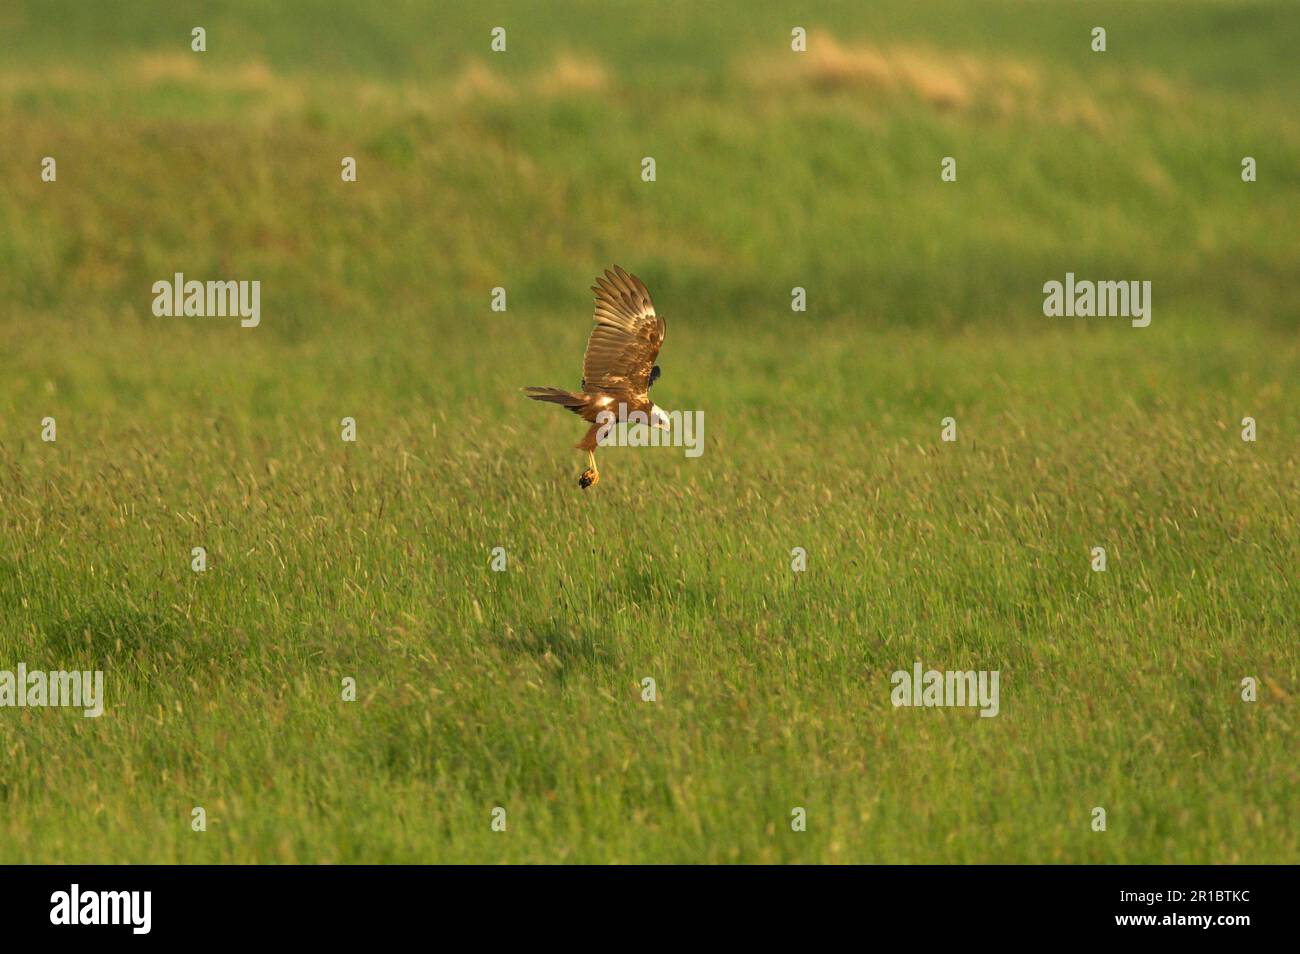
[581,266,665,397]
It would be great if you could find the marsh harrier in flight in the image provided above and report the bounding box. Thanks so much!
[523,266,667,489]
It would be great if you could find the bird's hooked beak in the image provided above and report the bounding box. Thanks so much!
[650,404,671,430]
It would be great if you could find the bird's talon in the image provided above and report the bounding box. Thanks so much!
[579,468,599,489]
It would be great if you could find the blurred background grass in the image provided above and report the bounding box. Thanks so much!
[0,1,1295,863]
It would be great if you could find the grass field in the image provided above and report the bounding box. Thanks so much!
[0,0,1296,863]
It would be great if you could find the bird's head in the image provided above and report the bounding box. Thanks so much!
[650,404,671,430]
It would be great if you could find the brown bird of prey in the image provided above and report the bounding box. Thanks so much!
[523,266,668,489]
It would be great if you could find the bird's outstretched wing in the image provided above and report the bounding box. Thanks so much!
[581,266,665,397]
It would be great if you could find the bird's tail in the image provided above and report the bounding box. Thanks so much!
[521,386,588,412]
